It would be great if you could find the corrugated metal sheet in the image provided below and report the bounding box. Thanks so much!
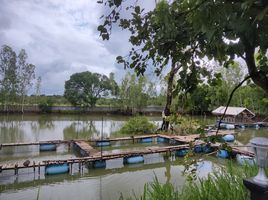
[212,106,255,117]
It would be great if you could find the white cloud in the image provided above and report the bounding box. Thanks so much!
[0,0,138,94]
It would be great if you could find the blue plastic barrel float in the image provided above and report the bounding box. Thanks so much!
[45,163,69,175]
[194,145,203,153]
[202,144,213,153]
[96,141,110,147]
[157,137,168,143]
[216,149,229,159]
[240,124,245,129]
[141,137,153,143]
[222,134,235,142]
[236,154,255,166]
[176,148,189,157]
[94,160,106,168]
[219,123,235,129]
[40,143,57,151]
[124,155,144,164]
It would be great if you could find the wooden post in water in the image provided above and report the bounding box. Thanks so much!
[38,163,40,175]
[33,161,36,173]
[14,164,18,175]
[101,116,103,159]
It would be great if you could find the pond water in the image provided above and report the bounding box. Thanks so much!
[0,114,267,200]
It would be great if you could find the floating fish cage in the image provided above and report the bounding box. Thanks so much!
[45,163,69,175]
[96,141,111,147]
[124,155,144,164]
[175,149,189,157]
[94,160,106,168]
[222,134,235,142]
[140,137,153,143]
[40,143,57,151]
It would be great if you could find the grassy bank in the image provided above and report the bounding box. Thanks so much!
[119,162,260,200]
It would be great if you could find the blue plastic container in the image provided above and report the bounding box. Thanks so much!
[141,137,153,143]
[217,150,229,158]
[124,156,144,164]
[45,163,69,175]
[202,145,213,153]
[222,134,235,142]
[94,160,106,168]
[194,145,203,153]
[236,154,255,166]
[40,143,57,151]
[176,149,188,157]
[157,137,167,143]
[96,141,110,147]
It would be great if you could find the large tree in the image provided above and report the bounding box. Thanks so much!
[98,0,268,103]
[119,72,156,113]
[0,45,17,110]
[0,45,35,112]
[98,0,210,130]
[17,49,35,112]
[64,71,117,107]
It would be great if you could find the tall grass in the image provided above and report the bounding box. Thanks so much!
[120,162,259,200]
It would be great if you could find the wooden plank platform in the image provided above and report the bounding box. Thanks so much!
[0,131,232,148]
[74,141,98,157]
[0,135,159,148]
[0,144,190,171]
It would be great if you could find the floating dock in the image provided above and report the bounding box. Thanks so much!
[0,131,251,175]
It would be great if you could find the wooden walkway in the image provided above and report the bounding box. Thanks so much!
[0,131,247,174]
[158,130,233,143]
[0,134,159,148]
[0,131,232,148]
[0,144,190,171]
[74,141,98,157]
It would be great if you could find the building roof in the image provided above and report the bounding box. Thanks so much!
[212,106,255,117]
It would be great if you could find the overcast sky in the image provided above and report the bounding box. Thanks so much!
[0,0,156,95]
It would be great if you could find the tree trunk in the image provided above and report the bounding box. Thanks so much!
[161,61,180,131]
[243,38,268,94]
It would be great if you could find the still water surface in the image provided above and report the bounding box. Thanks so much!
[0,114,267,200]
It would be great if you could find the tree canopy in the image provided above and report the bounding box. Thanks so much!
[0,45,35,112]
[98,0,268,94]
[64,71,118,107]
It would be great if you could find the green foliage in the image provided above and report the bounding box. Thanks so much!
[64,71,118,107]
[117,116,156,135]
[168,114,203,135]
[120,162,259,200]
[0,45,36,112]
[99,0,268,97]
[38,98,54,113]
[118,72,157,113]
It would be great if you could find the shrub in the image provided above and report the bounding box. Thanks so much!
[118,116,156,135]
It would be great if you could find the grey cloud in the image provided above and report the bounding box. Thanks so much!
[0,0,156,94]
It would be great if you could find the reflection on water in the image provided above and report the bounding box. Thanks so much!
[0,114,267,200]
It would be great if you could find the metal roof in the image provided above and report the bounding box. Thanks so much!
[212,106,255,117]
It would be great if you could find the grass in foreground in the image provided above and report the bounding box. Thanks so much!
[119,162,259,200]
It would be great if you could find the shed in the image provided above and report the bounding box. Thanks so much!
[212,106,255,124]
